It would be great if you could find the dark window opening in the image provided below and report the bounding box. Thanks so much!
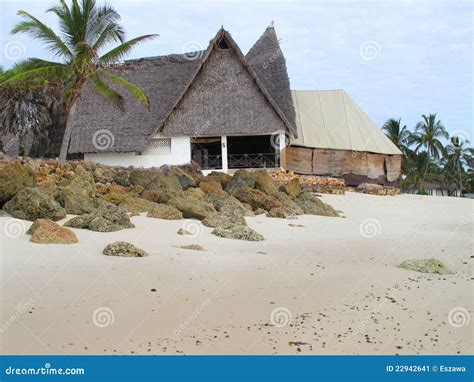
[217,38,230,49]
[191,137,222,170]
[227,135,279,169]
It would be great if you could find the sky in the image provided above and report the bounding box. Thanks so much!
[0,0,472,142]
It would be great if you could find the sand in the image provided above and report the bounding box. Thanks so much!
[0,192,472,355]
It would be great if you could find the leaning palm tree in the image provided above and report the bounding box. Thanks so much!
[382,118,411,153]
[409,114,449,185]
[1,0,157,159]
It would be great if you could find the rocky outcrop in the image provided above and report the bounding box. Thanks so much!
[64,203,134,232]
[295,192,339,217]
[168,190,215,220]
[399,258,453,274]
[236,187,281,212]
[212,225,264,241]
[202,211,247,229]
[56,166,96,215]
[27,219,78,244]
[0,161,36,205]
[203,171,232,188]
[159,165,196,190]
[146,204,183,220]
[199,180,226,196]
[203,193,254,217]
[253,170,281,196]
[225,170,257,196]
[356,183,400,196]
[3,187,66,221]
[129,169,183,203]
[282,178,301,198]
[103,241,148,257]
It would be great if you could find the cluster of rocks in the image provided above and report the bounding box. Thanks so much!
[355,183,400,196]
[0,155,341,245]
[270,171,346,195]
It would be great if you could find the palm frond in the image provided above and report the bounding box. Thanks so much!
[99,69,149,107]
[89,73,124,110]
[99,34,157,64]
[12,10,73,59]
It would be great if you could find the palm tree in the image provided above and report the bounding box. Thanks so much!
[382,118,411,153]
[1,0,157,159]
[409,114,448,185]
[443,136,471,196]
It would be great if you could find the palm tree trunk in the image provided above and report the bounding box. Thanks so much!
[58,98,78,160]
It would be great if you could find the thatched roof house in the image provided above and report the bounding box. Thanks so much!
[68,26,295,172]
[62,25,402,184]
[287,90,402,185]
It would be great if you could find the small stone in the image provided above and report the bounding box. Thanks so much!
[180,244,206,251]
[212,225,264,241]
[27,219,78,244]
[103,241,148,257]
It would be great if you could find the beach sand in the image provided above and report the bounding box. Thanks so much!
[0,192,472,355]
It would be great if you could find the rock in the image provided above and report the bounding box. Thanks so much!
[177,228,191,235]
[399,259,453,274]
[97,184,142,205]
[179,244,206,251]
[93,165,131,186]
[253,208,267,215]
[267,207,297,219]
[103,241,148,257]
[356,183,400,196]
[212,226,264,241]
[283,178,302,198]
[0,162,36,205]
[27,219,78,244]
[183,187,205,200]
[56,166,96,214]
[202,211,247,229]
[3,187,66,221]
[253,170,281,196]
[203,171,232,188]
[118,197,165,216]
[225,169,257,196]
[146,204,183,220]
[0,210,12,217]
[273,192,304,217]
[236,187,281,212]
[159,165,196,190]
[64,203,134,232]
[130,169,183,203]
[168,193,215,220]
[199,180,226,196]
[203,193,254,217]
[295,192,339,217]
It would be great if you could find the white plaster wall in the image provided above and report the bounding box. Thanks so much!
[85,136,191,168]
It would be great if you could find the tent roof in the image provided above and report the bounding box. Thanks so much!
[291,90,402,155]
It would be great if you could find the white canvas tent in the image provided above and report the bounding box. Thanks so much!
[286,90,402,184]
[291,90,402,155]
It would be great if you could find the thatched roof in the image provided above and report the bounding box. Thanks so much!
[159,28,293,137]
[246,26,297,137]
[68,27,294,154]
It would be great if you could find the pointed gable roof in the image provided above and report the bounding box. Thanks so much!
[246,26,297,137]
[156,28,294,137]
